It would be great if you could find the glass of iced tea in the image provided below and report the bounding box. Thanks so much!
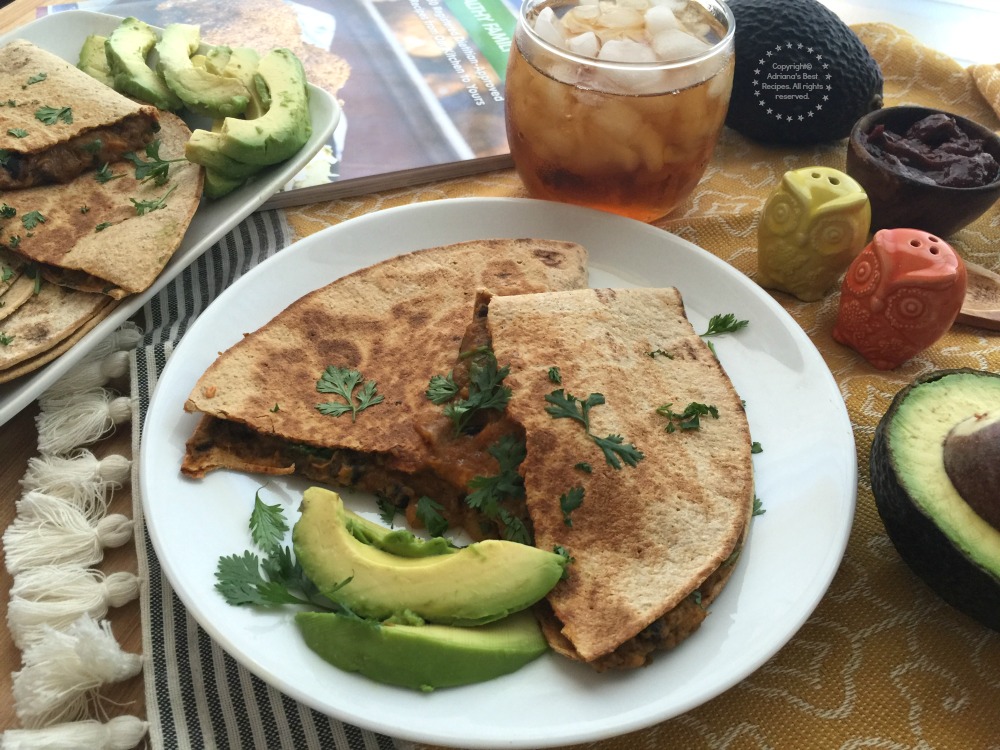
[505,0,735,222]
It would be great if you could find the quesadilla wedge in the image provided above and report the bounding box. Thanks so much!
[182,239,589,535]
[479,287,755,669]
[0,40,160,190]
[0,110,203,299]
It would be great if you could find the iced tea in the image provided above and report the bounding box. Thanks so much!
[505,0,735,222]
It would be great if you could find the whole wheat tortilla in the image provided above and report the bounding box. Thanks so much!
[0,274,36,323]
[0,293,118,384]
[485,287,754,663]
[0,40,159,189]
[0,280,113,376]
[183,238,589,477]
[0,111,203,299]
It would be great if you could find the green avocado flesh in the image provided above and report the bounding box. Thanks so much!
[156,24,250,119]
[292,487,566,626]
[217,48,311,165]
[105,17,183,111]
[77,34,114,88]
[295,609,548,692]
[871,369,1000,630]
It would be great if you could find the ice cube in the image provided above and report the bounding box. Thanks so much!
[645,5,680,34]
[533,7,567,49]
[651,27,711,61]
[567,31,601,58]
[597,38,657,63]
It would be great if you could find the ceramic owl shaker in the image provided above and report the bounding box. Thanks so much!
[757,167,871,301]
[833,228,968,370]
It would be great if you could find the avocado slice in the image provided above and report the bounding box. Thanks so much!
[292,487,566,625]
[219,47,268,120]
[871,368,1000,630]
[296,609,548,692]
[104,17,183,111]
[77,34,114,88]
[156,24,250,119]
[202,167,247,200]
[186,129,265,181]
[217,48,311,166]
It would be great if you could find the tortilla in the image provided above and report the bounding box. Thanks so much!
[0,110,203,298]
[0,40,160,190]
[484,287,755,667]
[182,239,589,491]
[0,273,36,323]
[0,280,114,378]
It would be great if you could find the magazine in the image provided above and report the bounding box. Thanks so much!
[36,0,519,207]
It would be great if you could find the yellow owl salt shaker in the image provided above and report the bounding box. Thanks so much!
[757,167,871,302]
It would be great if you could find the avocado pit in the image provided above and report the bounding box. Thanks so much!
[943,411,1000,530]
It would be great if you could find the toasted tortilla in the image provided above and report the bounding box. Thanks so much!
[0,111,203,298]
[182,239,589,484]
[0,40,160,190]
[0,280,114,379]
[0,273,36,323]
[484,287,754,665]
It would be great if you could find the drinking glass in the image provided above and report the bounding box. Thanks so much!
[505,0,735,222]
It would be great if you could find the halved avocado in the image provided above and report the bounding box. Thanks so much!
[871,368,1000,630]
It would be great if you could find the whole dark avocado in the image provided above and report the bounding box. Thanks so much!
[725,0,883,145]
[870,369,1000,631]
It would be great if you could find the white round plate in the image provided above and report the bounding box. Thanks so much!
[140,197,856,748]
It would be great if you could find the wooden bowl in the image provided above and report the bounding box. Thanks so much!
[846,106,1000,238]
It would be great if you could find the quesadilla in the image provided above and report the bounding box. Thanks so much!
[0,40,160,190]
[182,238,589,534]
[0,110,203,299]
[0,279,116,383]
[482,287,754,669]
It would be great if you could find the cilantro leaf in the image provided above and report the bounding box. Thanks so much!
[95,222,112,232]
[25,72,47,86]
[415,496,449,537]
[130,184,177,215]
[316,365,385,421]
[656,402,719,432]
[248,489,289,553]
[34,105,72,125]
[592,433,644,469]
[94,163,122,184]
[6,128,27,138]
[426,372,459,404]
[560,486,584,527]
[497,508,532,545]
[214,551,307,607]
[0,332,14,346]
[0,204,15,219]
[547,366,561,384]
[437,350,511,435]
[544,389,605,430]
[376,497,399,527]
[701,313,749,337]
[753,496,766,516]
[21,210,45,230]
[123,140,186,185]
[466,435,526,523]
[751,441,763,454]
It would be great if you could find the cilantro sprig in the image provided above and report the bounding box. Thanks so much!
[701,313,749,337]
[429,349,511,436]
[544,389,644,470]
[316,365,384,421]
[34,105,72,125]
[466,435,532,544]
[131,184,177,215]
[214,490,332,608]
[656,401,719,432]
[124,140,186,186]
[560,486,584,527]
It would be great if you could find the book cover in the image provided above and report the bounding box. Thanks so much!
[37,0,519,207]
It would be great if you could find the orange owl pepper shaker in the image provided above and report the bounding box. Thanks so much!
[757,167,871,302]
[833,228,967,370]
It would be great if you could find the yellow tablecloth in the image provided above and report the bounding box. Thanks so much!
[285,24,1000,750]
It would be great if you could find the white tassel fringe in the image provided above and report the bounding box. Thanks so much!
[8,567,142,650]
[41,351,132,401]
[12,617,144,729]
[0,716,149,750]
[19,451,131,520]
[3,493,133,575]
[35,389,133,456]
